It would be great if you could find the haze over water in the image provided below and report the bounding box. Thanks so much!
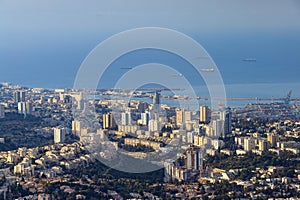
[1,0,300,107]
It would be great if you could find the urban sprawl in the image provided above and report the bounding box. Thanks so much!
[0,82,300,199]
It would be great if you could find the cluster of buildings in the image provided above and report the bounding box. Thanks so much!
[124,138,162,150]
[5,142,89,175]
[14,90,33,116]
[164,146,204,182]
[68,90,235,182]
[1,82,300,198]
[0,142,91,193]
[230,121,300,156]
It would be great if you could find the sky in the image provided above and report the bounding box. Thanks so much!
[0,0,300,88]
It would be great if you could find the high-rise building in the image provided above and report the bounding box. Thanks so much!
[187,132,195,144]
[148,119,160,132]
[184,111,192,122]
[103,113,117,129]
[267,133,278,147]
[141,111,150,126]
[0,105,4,118]
[176,108,184,125]
[18,102,26,115]
[20,91,26,102]
[14,91,26,103]
[153,91,160,105]
[244,137,255,152]
[220,109,232,136]
[13,91,20,103]
[54,127,65,144]
[18,101,32,115]
[258,139,268,151]
[164,159,175,181]
[25,101,33,115]
[72,120,81,137]
[200,106,210,123]
[136,101,148,113]
[121,111,132,125]
[185,146,203,171]
[211,119,223,138]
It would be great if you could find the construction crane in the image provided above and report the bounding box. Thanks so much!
[198,148,204,183]
[285,90,292,104]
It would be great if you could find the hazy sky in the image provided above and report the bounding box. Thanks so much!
[0,0,300,88]
[1,0,300,34]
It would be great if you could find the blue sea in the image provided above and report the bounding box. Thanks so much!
[1,32,300,108]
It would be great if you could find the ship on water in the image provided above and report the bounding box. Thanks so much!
[120,67,133,69]
[200,68,214,72]
[243,58,257,62]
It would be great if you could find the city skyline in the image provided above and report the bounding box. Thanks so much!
[1,81,300,198]
[1,1,300,199]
